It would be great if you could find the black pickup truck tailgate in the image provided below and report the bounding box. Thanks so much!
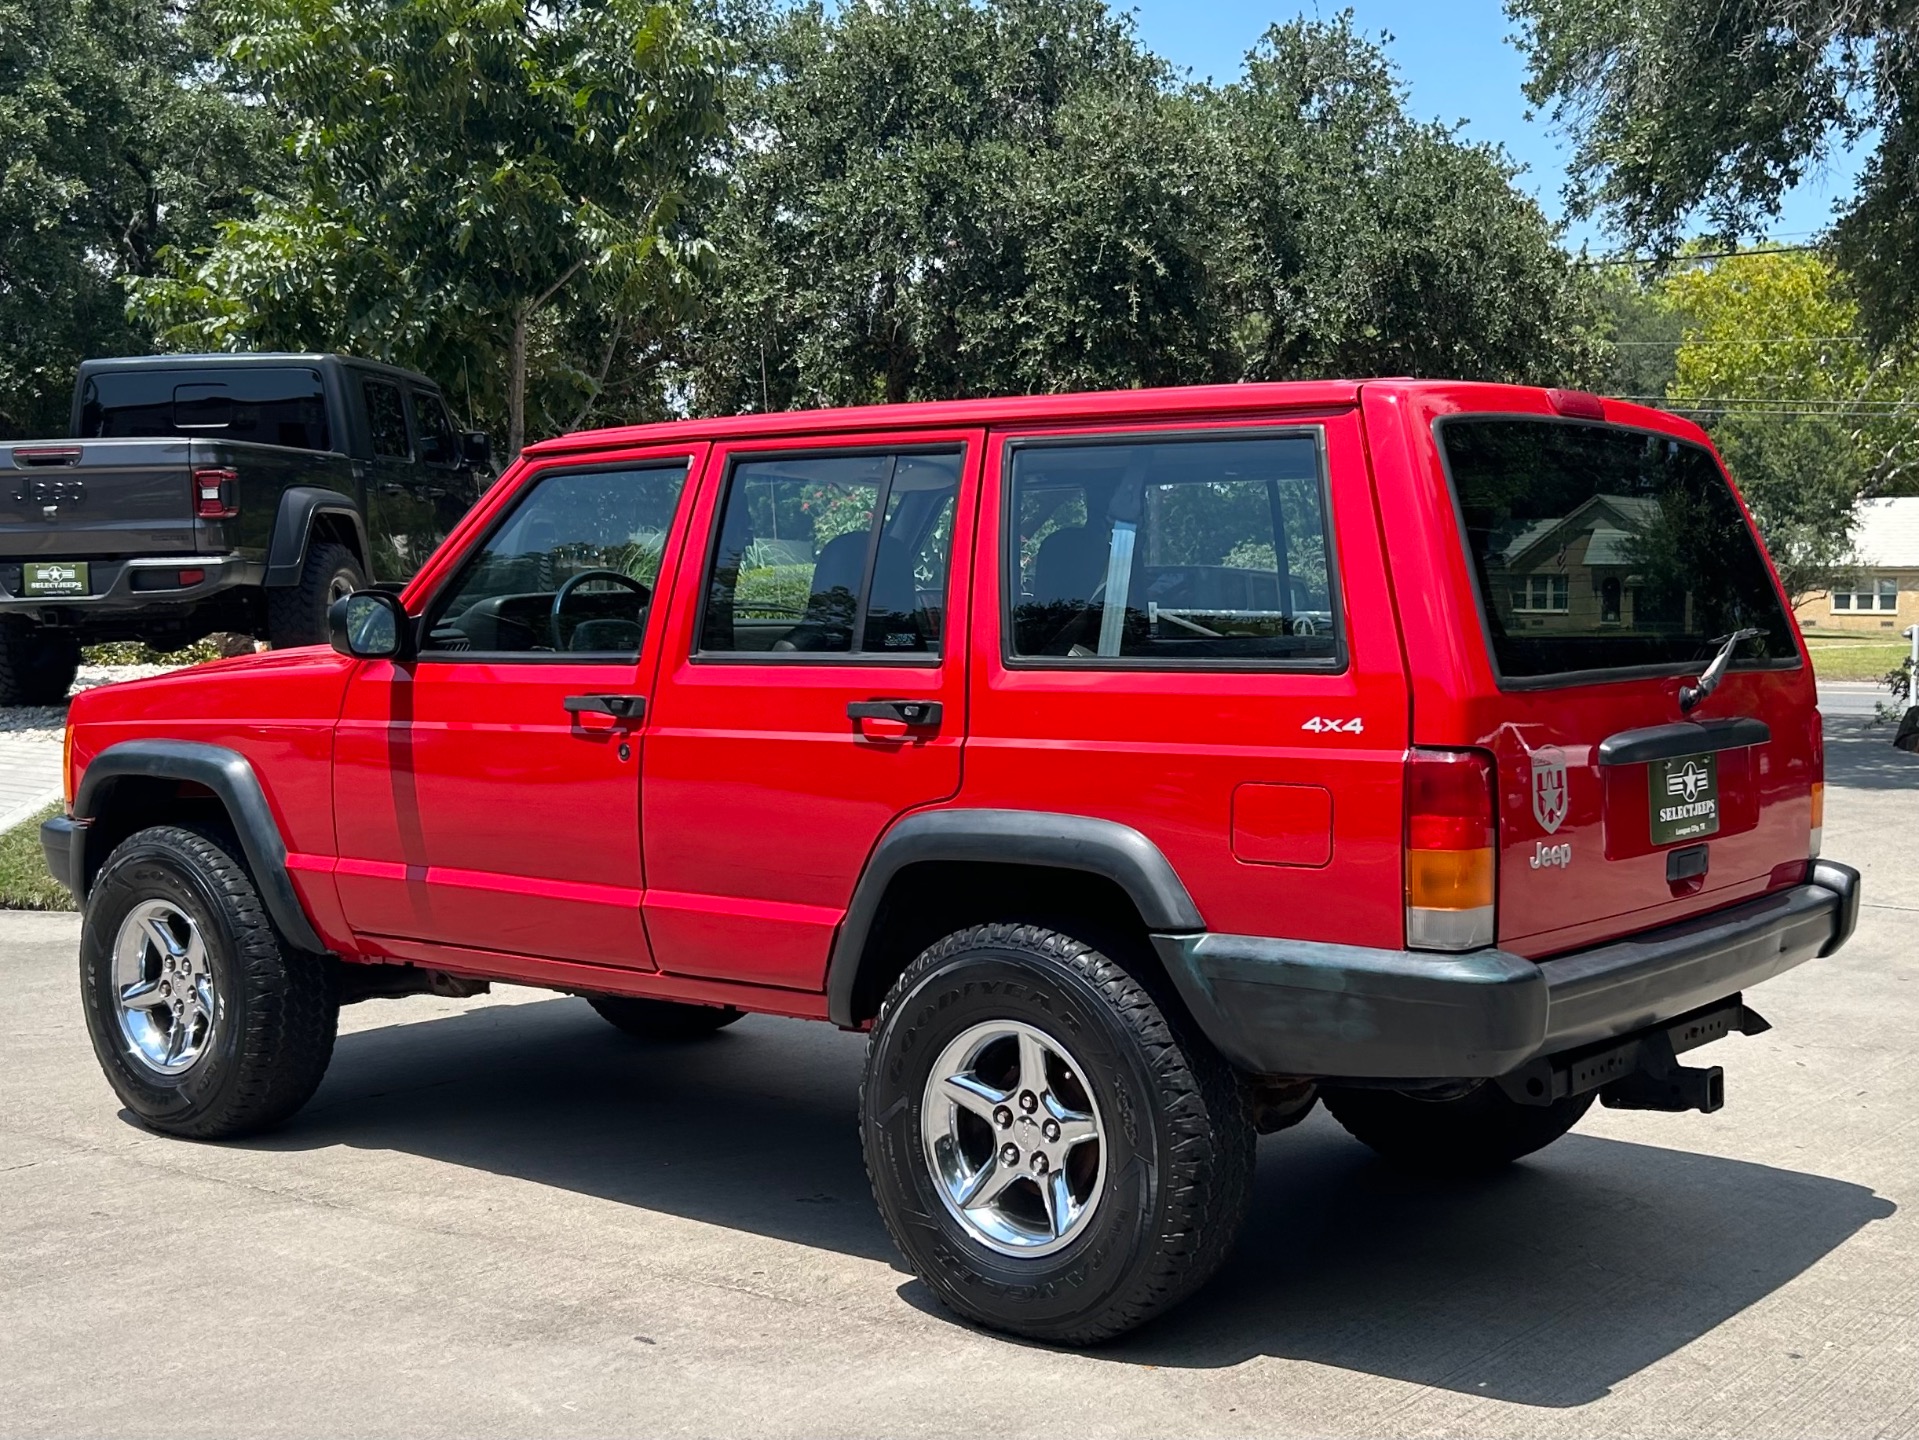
[1,440,198,558]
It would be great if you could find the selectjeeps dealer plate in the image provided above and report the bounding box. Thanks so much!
[22,561,88,597]
[1650,751,1720,846]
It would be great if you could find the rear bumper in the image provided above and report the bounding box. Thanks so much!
[1152,861,1860,1079]
[0,554,260,622]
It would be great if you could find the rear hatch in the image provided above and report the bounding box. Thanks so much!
[1,439,200,560]
[1435,415,1819,959]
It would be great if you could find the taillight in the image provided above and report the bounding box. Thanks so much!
[1406,748,1497,951]
[193,467,238,519]
[62,720,76,813]
[1810,710,1825,858]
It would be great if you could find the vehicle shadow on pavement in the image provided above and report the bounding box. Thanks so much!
[242,996,1892,1406]
[1825,714,1919,790]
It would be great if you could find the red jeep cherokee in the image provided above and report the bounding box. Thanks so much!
[44,380,1858,1344]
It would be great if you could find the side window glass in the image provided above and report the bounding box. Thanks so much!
[423,463,689,658]
[364,379,410,460]
[412,390,458,467]
[700,449,962,658]
[1007,433,1337,665]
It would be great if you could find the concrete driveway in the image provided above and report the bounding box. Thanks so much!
[1,718,1914,1438]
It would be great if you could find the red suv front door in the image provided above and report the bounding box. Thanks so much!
[640,431,981,991]
[331,445,703,969]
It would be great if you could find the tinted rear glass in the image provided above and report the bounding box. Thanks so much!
[79,367,331,450]
[1439,418,1795,682]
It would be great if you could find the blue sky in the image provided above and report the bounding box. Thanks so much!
[1125,0,1863,255]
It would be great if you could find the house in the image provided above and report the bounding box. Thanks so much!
[1793,497,1919,633]
[1493,494,1691,635]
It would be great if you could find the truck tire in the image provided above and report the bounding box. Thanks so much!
[80,824,338,1139]
[265,540,365,649]
[1321,1081,1596,1174]
[0,621,80,706]
[861,923,1255,1345]
[586,995,744,1039]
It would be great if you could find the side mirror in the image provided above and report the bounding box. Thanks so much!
[328,590,414,661]
[461,430,493,470]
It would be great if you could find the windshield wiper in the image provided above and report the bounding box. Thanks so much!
[1679,628,1764,713]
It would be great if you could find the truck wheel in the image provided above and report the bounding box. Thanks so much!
[861,923,1255,1345]
[80,824,338,1139]
[0,621,80,706]
[586,995,744,1039]
[265,540,365,649]
[1321,1081,1595,1173]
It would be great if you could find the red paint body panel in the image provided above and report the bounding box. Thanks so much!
[61,378,1822,1020]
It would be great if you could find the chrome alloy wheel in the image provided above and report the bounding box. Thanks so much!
[111,899,218,1075]
[920,1020,1107,1257]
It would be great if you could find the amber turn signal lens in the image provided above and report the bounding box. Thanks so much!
[1407,846,1496,912]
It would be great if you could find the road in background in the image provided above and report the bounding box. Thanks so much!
[0,718,1912,1438]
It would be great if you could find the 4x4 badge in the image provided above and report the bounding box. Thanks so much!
[1531,747,1569,834]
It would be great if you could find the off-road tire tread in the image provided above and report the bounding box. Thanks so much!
[1321,1081,1595,1174]
[266,540,364,649]
[92,824,337,1138]
[863,922,1255,1345]
[586,995,745,1040]
[0,622,79,706]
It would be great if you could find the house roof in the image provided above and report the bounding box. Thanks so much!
[1853,497,1919,568]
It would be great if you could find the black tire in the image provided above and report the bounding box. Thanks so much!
[1321,1081,1595,1174]
[0,621,79,706]
[586,995,745,1040]
[861,923,1255,1346]
[80,824,338,1139]
[265,540,365,649]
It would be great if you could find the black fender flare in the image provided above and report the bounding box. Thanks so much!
[73,740,329,955]
[264,486,370,587]
[825,808,1203,1027]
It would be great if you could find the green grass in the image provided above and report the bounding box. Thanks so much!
[1803,634,1912,683]
[0,804,73,911]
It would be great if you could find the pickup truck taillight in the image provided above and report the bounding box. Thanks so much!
[1405,748,1497,952]
[193,467,239,519]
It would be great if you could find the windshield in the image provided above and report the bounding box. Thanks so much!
[1438,418,1797,684]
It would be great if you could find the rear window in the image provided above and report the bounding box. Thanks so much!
[1438,418,1796,684]
[79,367,331,450]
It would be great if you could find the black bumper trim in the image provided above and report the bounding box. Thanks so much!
[39,813,85,898]
[1152,861,1861,1080]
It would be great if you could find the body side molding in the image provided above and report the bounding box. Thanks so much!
[825,808,1203,1027]
[72,739,330,954]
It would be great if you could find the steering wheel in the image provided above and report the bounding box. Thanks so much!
[549,569,650,651]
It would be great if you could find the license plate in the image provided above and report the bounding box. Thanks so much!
[1650,751,1720,845]
[22,560,88,597]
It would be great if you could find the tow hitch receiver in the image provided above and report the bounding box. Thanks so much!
[1496,997,1769,1114]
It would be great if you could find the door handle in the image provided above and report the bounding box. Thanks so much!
[847,699,942,727]
[564,693,647,720]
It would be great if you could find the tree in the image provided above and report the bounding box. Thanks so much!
[1654,246,1919,595]
[1507,0,1919,339]
[0,0,283,438]
[132,0,726,456]
[673,2,1602,416]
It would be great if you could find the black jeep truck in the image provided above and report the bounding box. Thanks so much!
[0,353,491,704]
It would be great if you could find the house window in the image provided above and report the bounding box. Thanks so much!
[1511,574,1570,613]
[1833,578,1898,612]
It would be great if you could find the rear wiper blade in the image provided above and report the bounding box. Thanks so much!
[1679,627,1763,713]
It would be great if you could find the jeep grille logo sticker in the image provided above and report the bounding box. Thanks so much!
[1531,746,1569,834]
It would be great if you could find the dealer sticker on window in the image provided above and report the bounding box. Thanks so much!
[1650,752,1719,846]
[22,561,88,597]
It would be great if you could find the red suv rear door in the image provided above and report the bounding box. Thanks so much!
[1365,383,1821,959]
[639,429,981,991]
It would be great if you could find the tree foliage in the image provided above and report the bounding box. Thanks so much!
[0,0,282,438]
[131,0,727,455]
[673,2,1603,415]
[1508,0,1919,338]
